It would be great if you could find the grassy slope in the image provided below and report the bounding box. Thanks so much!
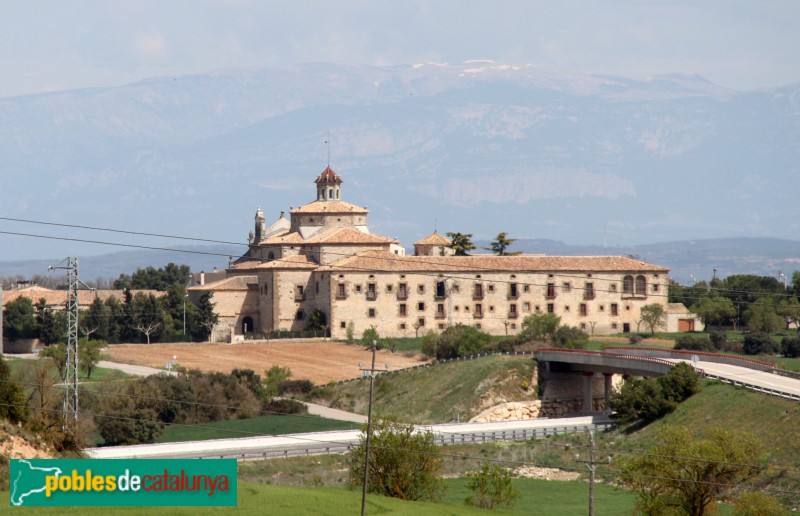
[0,480,634,515]
[154,414,359,443]
[310,355,537,424]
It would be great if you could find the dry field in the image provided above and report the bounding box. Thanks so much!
[105,340,427,384]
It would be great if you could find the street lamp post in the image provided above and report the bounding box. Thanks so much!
[183,294,188,336]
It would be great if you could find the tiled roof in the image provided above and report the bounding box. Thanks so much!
[290,200,368,214]
[415,231,452,246]
[305,226,396,245]
[318,251,669,273]
[229,261,262,270]
[667,303,691,313]
[187,275,258,291]
[255,255,319,270]
[314,166,343,184]
[1,287,164,308]
[259,230,306,245]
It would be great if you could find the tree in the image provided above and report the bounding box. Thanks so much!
[191,292,218,342]
[306,309,328,332]
[743,297,782,333]
[692,296,736,330]
[618,425,763,516]
[113,262,191,291]
[742,332,776,355]
[780,336,800,358]
[425,324,492,359]
[639,303,667,335]
[465,461,520,510]
[446,232,476,256]
[610,363,698,425]
[35,298,65,345]
[733,491,789,515]
[132,292,164,343]
[0,355,28,424]
[39,344,67,380]
[519,312,561,341]
[360,326,380,348]
[552,326,589,349]
[78,338,105,379]
[775,297,800,330]
[348,417,444,501]
[81,297,109,339]
[484,232,521,256]
[2,296,37,341]
[263,365,292,398]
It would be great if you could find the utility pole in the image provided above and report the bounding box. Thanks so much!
[575,430,610,516]
[360,340,388,516]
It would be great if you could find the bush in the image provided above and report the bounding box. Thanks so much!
[610,363,699,425]
[429,325,492,359]
[674,335,714,352]
[361,327,381,348]
[552,326,588,349]
[628,334,643,345]
[781,336,800,358]
[347,417,444,501]
[742,332,776,355]
[278,379,315,396]
[708,331,727,350]
[263,398,307,415]
[465,462,520,510]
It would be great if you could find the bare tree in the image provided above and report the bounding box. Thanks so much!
[136,321,162,344]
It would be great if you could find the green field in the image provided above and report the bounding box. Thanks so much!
[309,355,536,423]
[6,356,131,383]
[153,414,359,443]
[0,479,635,515]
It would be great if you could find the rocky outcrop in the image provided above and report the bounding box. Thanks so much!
[469,401,542,422]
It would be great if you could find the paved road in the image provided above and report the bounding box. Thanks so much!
[669,359,800,399]
[302,401,367,424]
[86,415,613,460]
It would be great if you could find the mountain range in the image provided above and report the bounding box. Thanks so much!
[0,62,797,265]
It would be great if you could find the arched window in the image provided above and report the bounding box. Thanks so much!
[622,275,634,294]
[328,187,333,199]
[635,275,647,295]
[267,251,275,261]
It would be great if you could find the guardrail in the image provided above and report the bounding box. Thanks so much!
[704,373,800,402]
[207,422,616,462]
[606,347,776,371]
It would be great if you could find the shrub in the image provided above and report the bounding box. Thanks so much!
[674,335,714,352]
[420,330,438,358]
[781,336,800,358]
[628,334,643,345]
[430,324,492,359]
[263,398,307,415]
[742,332,776,355]
[465,462,520,510]
[278,379,315,396]
[552,326,588,349]
[361,327,381,349]
[708,331,727,350]
[610,363,699,425]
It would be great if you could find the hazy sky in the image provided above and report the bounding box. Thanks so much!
[2,1,799,98]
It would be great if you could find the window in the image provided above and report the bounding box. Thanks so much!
[340,321,346,329]
[436,303,445,318]
[488,285,495,293]
[452,283,460,293]
[438,323,445,330]
[599,305,605,311]
[564,305,570,312]
[523,302,531,311]
[510,323,516,330]
[547,303,555,313]
[580,322,587,330]
[489,305,495,312]
[418,302,425,311]
[474,303,483,317]
[315,281,319,294]
[355,285,362,293]
[417,318,425,328]
[635,275,647,295]
[611,303,618,316]
[400,323,406,330]
[546,283,556,298]
[523,284,530,293]
[387,284,393,292]
[611,323,618,330]
[509,304,518,318]
[295,285,305,301]
[367,282,377,300]
[473,283,484,299]
[435,281,446,298]
[398,282,408,299]
[623,275,634,294]
[476,323,482,329]
[368,308,376,318]
[610,283,617,292]
[562,282,571,293]
[509,283,519,299]
[417,284,425,294]
[336,283,346,299]
[399,303,407,316]
[296,310,304,320]
[579,304,587,316]
[652,283,660,293]
[584,282,595,300]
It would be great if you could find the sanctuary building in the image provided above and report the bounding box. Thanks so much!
[189,167,673,340]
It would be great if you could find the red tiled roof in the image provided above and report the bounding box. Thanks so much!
[314,166,343,184]
[187,275,258,291]
[255,255,319,270]
[415,231,452,246]
[305,226,396,245]
[318,250,669,273]
[290,200,367,215]
[259,230,306,245]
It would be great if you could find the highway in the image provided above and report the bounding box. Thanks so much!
[670,358,800,400]
[86,415,613,460]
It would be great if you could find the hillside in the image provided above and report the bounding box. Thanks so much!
[309,355,537,424]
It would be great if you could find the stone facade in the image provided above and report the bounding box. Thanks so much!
[191,166,671,339]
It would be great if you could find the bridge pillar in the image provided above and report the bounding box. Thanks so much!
[581,372,595,414]
[603,373,614,406]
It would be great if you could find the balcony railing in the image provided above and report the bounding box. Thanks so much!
[294,293,306,301]
[435,312,446,319]
[473,292,484,300]
[366,291,377,301]
[507,312,518,319]
[473,311,484,319]
[396,290,408,300]
[583,292,596,300]
[335,292,346,300]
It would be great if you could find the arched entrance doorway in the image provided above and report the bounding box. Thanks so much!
[242,316,254,335]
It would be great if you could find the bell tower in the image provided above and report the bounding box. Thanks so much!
[314,166,342,201]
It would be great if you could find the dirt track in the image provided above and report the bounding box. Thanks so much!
[105,340,426,384]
